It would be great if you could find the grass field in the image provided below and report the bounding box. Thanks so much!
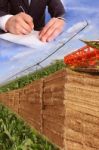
[0,60,66,93]
[0,104,59,150]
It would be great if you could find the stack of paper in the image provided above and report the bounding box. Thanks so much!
[0,30,46,48]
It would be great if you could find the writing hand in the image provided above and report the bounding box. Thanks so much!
[5,12,34,35]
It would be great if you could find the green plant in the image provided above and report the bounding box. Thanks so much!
[0,104,59,150]
[0,60,66,93]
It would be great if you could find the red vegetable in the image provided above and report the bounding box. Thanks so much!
[64,45,99,69]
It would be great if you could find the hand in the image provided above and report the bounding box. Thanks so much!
[39,17,65,42]
[5,12,34,35]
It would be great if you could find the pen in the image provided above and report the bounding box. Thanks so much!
[19,5,33,21]
[19,5,34,29]
[19,5,25,13]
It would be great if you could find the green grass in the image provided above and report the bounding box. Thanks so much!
[0,104,59,150]
[0,60,66,93]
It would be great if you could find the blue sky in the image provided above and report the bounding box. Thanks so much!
[65,0,99,37]
[0,0,99,84]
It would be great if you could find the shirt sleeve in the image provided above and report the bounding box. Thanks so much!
[0,15,13,31]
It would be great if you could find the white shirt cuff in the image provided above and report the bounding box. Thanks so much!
[0,15,13,32]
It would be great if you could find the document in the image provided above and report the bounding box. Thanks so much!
[0,30,46,48]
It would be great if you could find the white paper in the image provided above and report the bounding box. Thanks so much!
[0,30,46,48]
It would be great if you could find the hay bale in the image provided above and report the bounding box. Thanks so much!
[0,69,99,150]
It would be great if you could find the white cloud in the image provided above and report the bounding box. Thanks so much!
[67,21,88,34]
[10,50,34,61]
[68,7,99,13]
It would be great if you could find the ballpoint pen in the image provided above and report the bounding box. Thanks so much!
[19,5,34,21]
[19,5,34,30]
[19,5,25,13]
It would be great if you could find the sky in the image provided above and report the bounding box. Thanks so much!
[65,0,99,35]
[0,0,99,84]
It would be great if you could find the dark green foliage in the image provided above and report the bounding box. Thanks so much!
[81,40,99,49]
[0,104,59,150]
[0,60,66,93]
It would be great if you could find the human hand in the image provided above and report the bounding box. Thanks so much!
[39,17,65,42]
[5,12,34,35]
